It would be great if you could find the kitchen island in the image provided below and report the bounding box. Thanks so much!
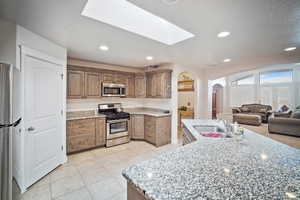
[122,119,300,200]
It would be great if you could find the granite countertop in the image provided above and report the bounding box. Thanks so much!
[122,119,300,200]
[124,107,171,117]
[67,107,171,120]
[66,110,106,121]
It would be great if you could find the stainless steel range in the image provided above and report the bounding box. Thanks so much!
[98,103,130,147]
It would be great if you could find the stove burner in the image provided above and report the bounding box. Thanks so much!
[98,103,130,121]
[102,111,130,121]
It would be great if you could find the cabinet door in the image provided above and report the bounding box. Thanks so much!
[144,115,156,145]
[95,118,106,146]
[132,115,144,139]
[135,74,146,98]
[85,72,101,98]
[67,70,85,99]
[164,71,172,98]
[115,74,127,84]
[126,75,135,98]
[155,72,164,97]
[155,71,172,98]
[103,73,115,83]
[67,119,96,153]
[146,73,156,97]
[156,116,171,147]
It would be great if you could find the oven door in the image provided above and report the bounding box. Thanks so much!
[102,83,126,97]
[107,119,128,139]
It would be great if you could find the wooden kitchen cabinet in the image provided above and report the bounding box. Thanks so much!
[131,114,145,140]
[67,66,172,99]
[85,72,101,98]
[102,73,127,84]
[115,74,127,84]
[135,73,146,98]
[67,118,106,153]
[146,70,172,98]
[95,118,106,146]
[67,70,85,99]
[68,70,101,99]
[102,73,115,83]
[67,119,96,153]
[126,74,135,98]
[144,115,171,147]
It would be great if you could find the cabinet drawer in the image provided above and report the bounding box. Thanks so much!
[106,136,129,147]
[67,119,96,137]
[67,135,96,153]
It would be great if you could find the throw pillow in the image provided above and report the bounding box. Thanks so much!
[259,108,267,113]
[241,107,250,112]
[280,105,289,112]
[235,108,241,113]
[291,111,300,119]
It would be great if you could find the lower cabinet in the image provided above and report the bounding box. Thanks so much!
[67,118,106,154]
[131,114,145,140]
[144,115,171,147]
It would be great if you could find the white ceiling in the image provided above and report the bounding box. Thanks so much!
[7,0,300,69]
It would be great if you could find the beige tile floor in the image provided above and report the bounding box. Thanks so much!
[15,124,299,200]
[17,141,181,200]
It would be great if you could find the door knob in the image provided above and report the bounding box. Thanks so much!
[27,127,35,132]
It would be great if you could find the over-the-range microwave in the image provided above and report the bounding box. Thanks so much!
[102,83,126,97]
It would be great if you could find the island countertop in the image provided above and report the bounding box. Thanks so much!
[122,119,300,200]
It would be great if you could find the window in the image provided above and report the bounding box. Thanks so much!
[231,75,255,86]
[231,85,255,106]
[260,70,292,84]
[260,86,291,110]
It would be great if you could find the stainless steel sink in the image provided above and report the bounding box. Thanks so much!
[193,125,232,138]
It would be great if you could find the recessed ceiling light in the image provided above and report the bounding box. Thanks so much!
[146,56,153,61]
[99,45,109,51]
[81,0,194,45]
[218,31,231,38]
[223,58,231,63]
[284,47,296,51]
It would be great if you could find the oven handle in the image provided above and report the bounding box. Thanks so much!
[107,119,129,123]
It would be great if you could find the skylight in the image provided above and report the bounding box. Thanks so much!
[81,0,194,45]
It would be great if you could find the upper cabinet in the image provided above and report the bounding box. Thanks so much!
[85,72,101,98]
[146,70,172,98]
[135,73,146,98]
[67,66,172,99]
[68,70,100,99]
[67,70,85,99]
[126,74,135,98]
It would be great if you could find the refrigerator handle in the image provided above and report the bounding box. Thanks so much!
[0,117,22,129]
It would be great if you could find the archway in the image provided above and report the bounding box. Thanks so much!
[212,84,224,119]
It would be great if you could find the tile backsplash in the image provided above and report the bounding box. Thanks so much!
[67,98,172,111]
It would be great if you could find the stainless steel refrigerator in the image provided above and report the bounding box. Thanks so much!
[0,63,21,200]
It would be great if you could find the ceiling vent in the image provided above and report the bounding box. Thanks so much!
[162,0,180,5]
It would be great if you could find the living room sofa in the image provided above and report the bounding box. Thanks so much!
[268,108,300,137]
[232,104,272,123]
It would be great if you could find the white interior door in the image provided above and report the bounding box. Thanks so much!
[23,50,63,188]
